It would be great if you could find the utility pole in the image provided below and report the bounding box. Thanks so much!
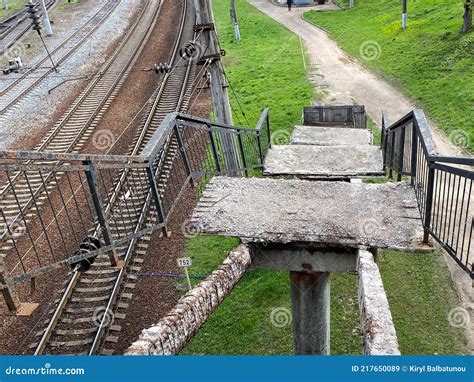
[39,0,53,36]
[195,0,240,172]
[2,0,8,11]
[402,0,407,29]
[463,0,472,33]
[230,0,240,42]
[349,0,354,8]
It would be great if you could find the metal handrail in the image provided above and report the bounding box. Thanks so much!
[382,109,473,278]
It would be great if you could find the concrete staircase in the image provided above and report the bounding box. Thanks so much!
[264,120,384,180]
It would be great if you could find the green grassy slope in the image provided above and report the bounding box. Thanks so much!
[305,0,474,152]
[180,0,468,355]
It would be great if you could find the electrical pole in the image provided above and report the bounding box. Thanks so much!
[230,0,240,42]
[195,0,240,172]
[39,0,53,36]
[2,0,8,11]
[402,0,407,29]
[349,0,354,8]
[463,0,472,33]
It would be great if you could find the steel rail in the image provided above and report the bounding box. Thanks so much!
[33,0,196,355]
[0,0,156,245]
[0,0,56,54]
[0,0,121,111]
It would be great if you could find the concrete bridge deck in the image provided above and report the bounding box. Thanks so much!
[191,177,426,252]
[263,144,384,179]
[290,125,372,146]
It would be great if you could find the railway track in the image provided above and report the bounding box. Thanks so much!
[0,0,160,249]
[31,0,198,355]
[0,0,56,55]
[0,0,121,114]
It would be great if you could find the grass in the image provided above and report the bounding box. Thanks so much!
[0,0,24,18]
[180,0,468,355]
[216,0,314,132]
[304,0,474,153]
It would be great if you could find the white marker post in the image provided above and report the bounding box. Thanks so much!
[402,0,407,29]
[39,0,53,36]
[177,257,192,290]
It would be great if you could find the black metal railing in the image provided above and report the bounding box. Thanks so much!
[382,109,473,278]
[0,110,271,310]
[302,105,367,129]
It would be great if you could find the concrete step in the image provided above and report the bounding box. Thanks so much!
[263,145,384,180]
[192,176,427,253]
[291,125,372,146]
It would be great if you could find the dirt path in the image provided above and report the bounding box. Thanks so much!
[249,1,464,158]
[249,0,473,353]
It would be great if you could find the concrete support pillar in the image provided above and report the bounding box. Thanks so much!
[290,271,330,355]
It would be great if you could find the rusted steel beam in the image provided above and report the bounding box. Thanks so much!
[0,150,147,163]
[357,250,400,355]
[125,244,251,355]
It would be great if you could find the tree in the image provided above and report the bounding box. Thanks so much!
[463,0,472,33]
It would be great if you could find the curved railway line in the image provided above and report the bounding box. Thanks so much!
[0,0,56,55]
[0,0,160,252]
[28,0,199,355]
[0,0,122,114]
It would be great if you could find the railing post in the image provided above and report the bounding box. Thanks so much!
[83,161,119,267]
[0,254,19,312]
[208,127,222,172]
[423,165,435,243]
[410,124,418,186]
[397,126,405,182]
[257,133,264,167]
[266,111,271,149]
[237,130,248,177]
[145,163,169,238]
[389,133,395,179]
[174,123,195,187]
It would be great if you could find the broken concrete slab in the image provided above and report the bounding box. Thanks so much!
[264,145,384,179]
[192,177,427,252]
[291,125,372,146]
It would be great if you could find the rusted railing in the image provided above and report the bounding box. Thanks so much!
[0,110,271,310]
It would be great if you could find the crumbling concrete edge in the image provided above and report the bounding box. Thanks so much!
[357,249,400,355]
[125,244,251,355]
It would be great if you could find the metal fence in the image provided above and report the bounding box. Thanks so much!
[382,109,473,278]
[302,105,367,129]
[0,110,271,310]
